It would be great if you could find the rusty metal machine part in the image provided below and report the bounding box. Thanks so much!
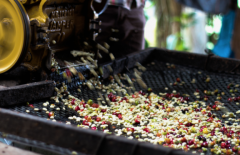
[0,0,109,74]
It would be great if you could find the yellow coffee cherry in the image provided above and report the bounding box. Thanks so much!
[158,141,163,145]
[236,140,240,144]
[203,128,208,134]
[166,108,171,112]
[190,127,196,133]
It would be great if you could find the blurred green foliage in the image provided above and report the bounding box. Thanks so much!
[206,15,222,49]
[144,0,155,48]
[171,12,196,51]
[143,0,221,50]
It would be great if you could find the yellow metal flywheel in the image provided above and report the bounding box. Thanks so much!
[0,0,29,73]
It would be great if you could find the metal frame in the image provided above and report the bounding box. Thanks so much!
[0,81,54,106]
[101,48,240,79]
[3,48,240,154]
[0,108,192,155]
